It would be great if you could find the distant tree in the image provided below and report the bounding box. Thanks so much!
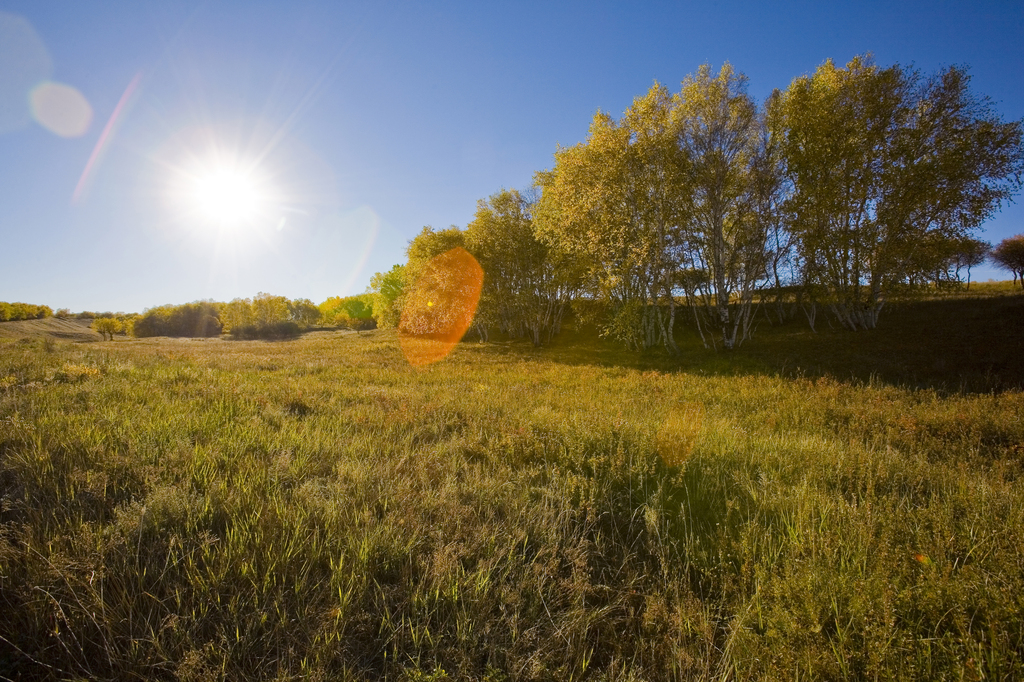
[319,295,374,330]
[992,234,1024,288]
[92,317,121,340]
[133,301,220,337]
[950,238,991,289]
[399,247,483,341]
[781,56,1024,329]
[132,306,169,337]
[55,308,70,319]
[333,310,375,332]
[121,314,138,338]
[288,298,322,328]
[220,298,254,332]
[368,264,407,329]
[318,296,345,325]
[170,302,221,337]
[252,293,290,326]
[0,302,52,320]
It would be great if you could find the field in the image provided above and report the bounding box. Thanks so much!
[1,289,1023,680]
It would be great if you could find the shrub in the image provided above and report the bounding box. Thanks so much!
[228,321,301,340]
[134,302,221,338]
[319,295,374,328]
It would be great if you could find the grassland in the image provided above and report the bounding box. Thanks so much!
[0,318,101,343]
[1,289,1023,680]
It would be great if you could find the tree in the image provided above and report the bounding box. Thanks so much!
[535,70,784,352]
[133,302,221,337]
[121,314,138,338]
[288,298,322,328]
[318,295,374,331]
[948,237,991,289]
[534,83,687,352]
[319,295,374,328]
[92,317,121,340]
[405,226,467,282]
[673,63,776,349]
[220,298,254,332]
[252,293,290,326]
[398,246,484,366]
[992,234,1024,288]
[466,188,580,345]
[0,302,52,320]
[748,90,797,325]
[386,225,469,332]
[368,264,407,329]
[781,56,1024,329]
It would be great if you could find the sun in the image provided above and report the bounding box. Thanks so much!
[189,166,265,227]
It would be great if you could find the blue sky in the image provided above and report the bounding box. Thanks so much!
[1,0,1022,313]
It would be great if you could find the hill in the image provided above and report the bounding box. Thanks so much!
[0,317,102,342]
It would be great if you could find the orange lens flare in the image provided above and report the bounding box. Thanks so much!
[399,247,483,367]
[655,402,704,467]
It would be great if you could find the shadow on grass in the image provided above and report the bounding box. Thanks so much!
[502,293,1024,394]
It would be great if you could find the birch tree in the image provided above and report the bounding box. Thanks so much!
[534,84,687,352]
[782,56,1024,329]
[465,188,579,345]
[673,63,772,350]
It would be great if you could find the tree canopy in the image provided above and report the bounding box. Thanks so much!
[366,54,1023,352]
[781,56,1024,329]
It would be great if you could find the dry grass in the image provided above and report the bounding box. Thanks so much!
[0,318,101,343]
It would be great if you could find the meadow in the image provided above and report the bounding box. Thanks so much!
[1,288,1023,681]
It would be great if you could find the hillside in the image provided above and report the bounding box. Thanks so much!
[0,317,101,342]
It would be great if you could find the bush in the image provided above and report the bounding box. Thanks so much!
[134,302,221,338]
[333,311,376,331]
[228,321,301,340]
[319,295,374,328]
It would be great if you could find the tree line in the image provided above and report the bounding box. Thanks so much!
[0,294,382,340]
[84,294,375,340]
[0,302,53,321]
[129,294,321,339]
[368,55,1024,351]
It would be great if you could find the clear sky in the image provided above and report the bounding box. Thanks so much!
[1,0,1022,313]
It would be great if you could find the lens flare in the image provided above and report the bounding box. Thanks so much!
[399,247,483,367]
[655,402,704,467]
[74,72,141,203]
[0,12,52,133]
[30,81,92,137]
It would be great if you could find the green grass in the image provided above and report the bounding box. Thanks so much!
[1,293,1023,680]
